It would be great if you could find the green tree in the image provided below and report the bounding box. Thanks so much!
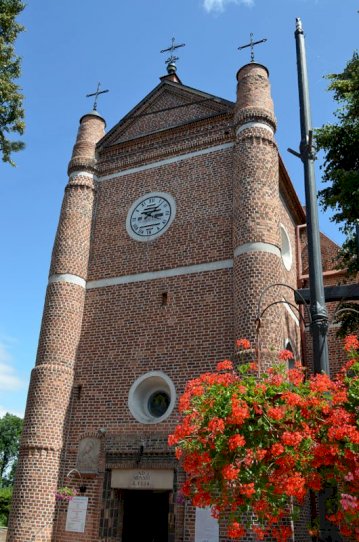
[315,52,359,277]
[0,413,23,487]
[0,486,12,526]
[315,52,359,336]
[0,0,25,166]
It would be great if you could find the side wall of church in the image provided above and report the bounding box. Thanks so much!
[278,189,302,358]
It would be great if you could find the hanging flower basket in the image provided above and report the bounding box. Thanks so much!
[55,486,78,502]
[169,336,359,541]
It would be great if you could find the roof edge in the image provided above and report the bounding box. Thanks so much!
[97,79,235,149]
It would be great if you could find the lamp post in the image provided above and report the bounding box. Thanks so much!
[289,17,330,376]
[289,17,341,542]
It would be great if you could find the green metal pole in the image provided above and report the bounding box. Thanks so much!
[294,17,341,542]
[295,17,329,375]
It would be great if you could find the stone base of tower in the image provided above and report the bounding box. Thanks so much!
[6,448,61,542]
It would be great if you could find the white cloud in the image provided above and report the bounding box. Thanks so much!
[0,342,23,391]
[203,0,254,13]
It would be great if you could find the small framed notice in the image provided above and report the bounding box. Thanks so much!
[195,506,219,542]
[65,496,88,533]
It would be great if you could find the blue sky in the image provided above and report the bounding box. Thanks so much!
[0,0,357,417]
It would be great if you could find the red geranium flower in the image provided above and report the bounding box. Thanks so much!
[344,334,359,352]
[236,338,251,349]
[278,349,294,361]
[227,522,245,539]
[228,434,246,450]
[170,335,359,542]
[222,464,240,480]
[216,359,233,371]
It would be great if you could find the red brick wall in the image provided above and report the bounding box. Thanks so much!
[89,148,233,280]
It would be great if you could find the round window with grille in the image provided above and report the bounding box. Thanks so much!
[128,371,176,424]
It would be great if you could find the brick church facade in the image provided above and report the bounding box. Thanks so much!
[7,61,349,541]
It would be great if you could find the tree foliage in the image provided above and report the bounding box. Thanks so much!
[0,486,12,526]
[0,413,23,487]
[0,0,25,166]
[334,301,359,339]
[315,52,359,277]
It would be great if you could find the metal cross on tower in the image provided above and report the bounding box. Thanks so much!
[238,33,267,62]
[160,37,186,73]
[86,82,109,111]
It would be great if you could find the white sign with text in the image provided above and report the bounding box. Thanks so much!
[111,469,174,490]
[65,496,88,533]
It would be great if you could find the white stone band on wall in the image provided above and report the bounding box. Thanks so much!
[48,247,282,291]
[48,274,87,289]
[234,242,281,258]
[97,143,235,182]
[236,121,274,136]
[87,259,233,289]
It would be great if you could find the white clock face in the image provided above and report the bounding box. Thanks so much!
[126,192,176,241]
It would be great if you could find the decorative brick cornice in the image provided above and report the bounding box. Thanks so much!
[107,111,232,149]
[235,107,276,131]
[236,131,278,149]
[97,114,233,175]
[67,157,97,176]
[67,174,96,191]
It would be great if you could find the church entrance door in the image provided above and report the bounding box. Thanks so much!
[122,489,169,542]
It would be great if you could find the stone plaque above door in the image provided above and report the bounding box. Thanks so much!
[111,469,174,490]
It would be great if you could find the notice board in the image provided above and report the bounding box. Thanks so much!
[65,496,88,533]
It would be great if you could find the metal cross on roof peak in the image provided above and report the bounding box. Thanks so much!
[160,37,186,72]
[86,82,109,111]
[238,33,267,63]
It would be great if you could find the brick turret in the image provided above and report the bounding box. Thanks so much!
[7,113,105,542]
[233,63,284,360]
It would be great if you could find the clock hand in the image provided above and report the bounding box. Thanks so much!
[142,211,163,219]
[139,222,160,228]
[141,207,161,215]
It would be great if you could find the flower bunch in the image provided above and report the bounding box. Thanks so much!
[55,486,78,502]
[169,337,359,541]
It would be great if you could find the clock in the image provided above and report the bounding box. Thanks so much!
[126,192,176,241]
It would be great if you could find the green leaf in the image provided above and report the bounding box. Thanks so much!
[0,0,25,165]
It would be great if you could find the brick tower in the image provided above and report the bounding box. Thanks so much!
[8,61,304,542]
[233,63,286,361]
[7,112,105,542]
